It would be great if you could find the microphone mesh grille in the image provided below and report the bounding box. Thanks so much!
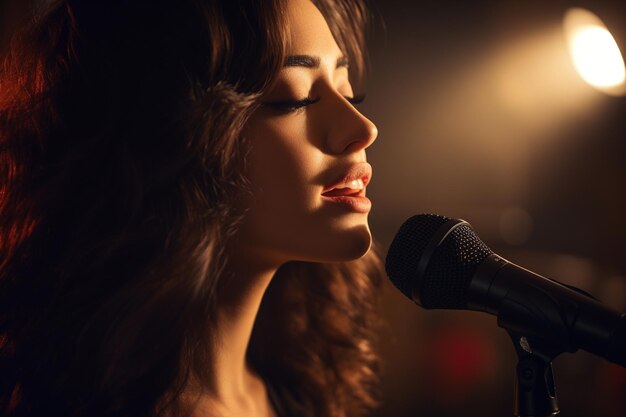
[385,214,451,299]
[420,223,493,309]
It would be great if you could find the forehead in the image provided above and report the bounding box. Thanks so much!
[285,0,343,58]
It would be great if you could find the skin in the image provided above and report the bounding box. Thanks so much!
[181,0,378,415]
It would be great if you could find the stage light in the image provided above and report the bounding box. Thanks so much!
[563,7,626,96]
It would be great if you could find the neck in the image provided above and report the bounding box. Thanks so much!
[213,262,276,396]
[180,251,282,417]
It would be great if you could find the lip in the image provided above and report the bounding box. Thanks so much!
[321,162,373,214]
[321,162,373,195]
[321,195,372,213]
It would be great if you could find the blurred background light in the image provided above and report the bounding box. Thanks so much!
[499,206,533,245]
[564,7,626,96]
[362,1,626,416]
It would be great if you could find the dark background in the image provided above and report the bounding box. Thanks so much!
[2,1,625,416]
[361,1,626,416]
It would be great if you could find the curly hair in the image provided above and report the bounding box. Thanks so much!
[0,1,383,416]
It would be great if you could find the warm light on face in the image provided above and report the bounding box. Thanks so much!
[564,8,626,96]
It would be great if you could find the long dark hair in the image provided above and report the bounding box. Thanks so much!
[0,1,383,416]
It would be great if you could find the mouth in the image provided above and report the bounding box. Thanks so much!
[321,163,372,214]
[321,162,372,198]
[321,178,366,198]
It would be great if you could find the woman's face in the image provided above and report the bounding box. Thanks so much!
[238,0,378,267]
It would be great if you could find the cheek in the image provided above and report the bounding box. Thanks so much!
[247,127,321,211]
[242,118,320,229]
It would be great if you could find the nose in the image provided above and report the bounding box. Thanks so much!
[324,92,378,155]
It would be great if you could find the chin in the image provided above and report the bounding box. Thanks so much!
[342,227,372,260]
[242,216,374,265]
[307,224,373,263]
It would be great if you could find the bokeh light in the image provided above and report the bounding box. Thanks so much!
[564,7,626,96]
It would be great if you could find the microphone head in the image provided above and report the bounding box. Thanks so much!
[385,214,493,309]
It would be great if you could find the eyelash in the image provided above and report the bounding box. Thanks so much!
[266,94,366,114]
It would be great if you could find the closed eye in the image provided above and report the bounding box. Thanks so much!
[265,97,321,113]
[264,94,366,114]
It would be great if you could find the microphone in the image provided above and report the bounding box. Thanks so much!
[385,214,626,368]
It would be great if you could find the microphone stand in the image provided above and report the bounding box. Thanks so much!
[508,331,561,417]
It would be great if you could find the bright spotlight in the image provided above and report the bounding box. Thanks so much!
[563,7,626,96]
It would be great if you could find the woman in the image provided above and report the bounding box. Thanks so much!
[0,0,383,416]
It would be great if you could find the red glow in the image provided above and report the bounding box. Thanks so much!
[425,325,497,394]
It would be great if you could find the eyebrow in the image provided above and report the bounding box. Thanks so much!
[284,55,350,69]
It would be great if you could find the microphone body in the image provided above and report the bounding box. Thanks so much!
[469,253,626,366]
[385,214,626,368]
